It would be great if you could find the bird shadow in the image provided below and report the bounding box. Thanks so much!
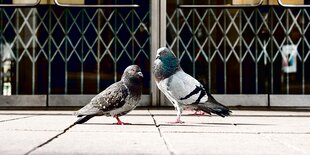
[80,122,272,127]
[198,122,273,126]
[81,122,156,126]
[157,122,273,127]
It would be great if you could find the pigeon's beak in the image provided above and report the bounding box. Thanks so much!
[137,71,143,77]
[155,54,160,59]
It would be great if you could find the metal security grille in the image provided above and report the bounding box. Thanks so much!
[166,2,310,95]
[0,2,150,95]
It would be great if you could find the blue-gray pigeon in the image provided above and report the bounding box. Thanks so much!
[153,47,231,123]
[74,65,143,125]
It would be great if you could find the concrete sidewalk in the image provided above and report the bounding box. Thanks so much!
[0,109,310,155]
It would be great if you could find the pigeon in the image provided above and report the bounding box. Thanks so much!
[153,47,231,123]
[74,65,143,125]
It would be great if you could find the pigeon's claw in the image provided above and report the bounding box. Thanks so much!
[191,111,211,116]
[114,115,131,125]
[168,116,184,124]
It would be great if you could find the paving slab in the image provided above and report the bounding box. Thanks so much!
[0,130,61,155]
[162,133,308,155]
[150,110,310,155]
[0,115,76,131]
[264,134,310,154]
[229,116,310,133]
[30,132,170,155]
[0,111,76,155]
[71,115,157,133]
[0,115,34,122]
[0,109,310,155]
[0,110,74,115]
[150,110,242,133]
[150,110,310,133]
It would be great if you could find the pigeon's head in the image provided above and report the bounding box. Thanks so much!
[153,47,180,76]
[155,47,177,61]
[122,65,144,83]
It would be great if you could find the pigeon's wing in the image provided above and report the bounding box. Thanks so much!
[158,70,208,105]
[74,81,129,116]
[74,102,102,116]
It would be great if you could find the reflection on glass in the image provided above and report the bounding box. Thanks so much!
[166,0,310,94]
[12,0,38,4]
[0,1,150,95]
[56,0,84,5]
[232,0,261,5]
[1,43,13,96]
[278,0,304,5]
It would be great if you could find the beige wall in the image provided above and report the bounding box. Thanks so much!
[13,0,305,5]
[269,0,304,5]
[13,0,84,5]
[233,0,264,5]
[13,0,37,4]
[38,0,55,4]
[233,0,304,5]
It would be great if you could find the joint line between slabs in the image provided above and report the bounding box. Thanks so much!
[24,123,76,155]
[0,115,37,122]
[148,109,176,155]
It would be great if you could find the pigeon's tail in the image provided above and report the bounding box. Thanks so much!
[74,115,94,124]
[197,92,231,117]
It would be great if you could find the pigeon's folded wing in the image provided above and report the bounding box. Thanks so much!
[159,71,208,105]
[75,82,129,116]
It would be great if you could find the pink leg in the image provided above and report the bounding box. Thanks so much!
[113,116,130,125]
[184,107,209,116]
[192,111,210,116]
[169,116,184,124]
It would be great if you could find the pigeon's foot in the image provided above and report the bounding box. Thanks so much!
[184,107,210,116]
[191,111,210,116]
[168,117,184,124]
[168,121,184,124]
[114,116,131,125]
[113,122,131,125]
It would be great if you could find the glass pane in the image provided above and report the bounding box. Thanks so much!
[279,0,305,5]
[0,0,39,5]
[166,0,310,95]
[0,1,150,95]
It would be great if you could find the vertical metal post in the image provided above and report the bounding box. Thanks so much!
[150,0,160,106]
[193,1,195,75]
[224,9,227,94]
[16,8,20,94]
[0,7,3,95]
[270,8,274,94]
[32,8,36,94]
[150,0,166,106]
[286,9,289,94]
[160,0,167,105]
[47,5,52,105]
[255,8,258,94]
[96,9,101,93]
[160,0,166,47]
[81,8,84,94]
[208,8,211,92]
[114,4,117,83]
[64,8,68,94]
[131,0,134,64]
[302,9,305,94]
[239,9,242,94]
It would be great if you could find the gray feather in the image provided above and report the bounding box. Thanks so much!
[74,65,143,124]
[74,115,94,124]
[153,47,231,119]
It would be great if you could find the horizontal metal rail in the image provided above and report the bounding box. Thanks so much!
[54,0,139,8]
[0,0,40,7]
[278,0,310,7]
[179,0,263,8]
